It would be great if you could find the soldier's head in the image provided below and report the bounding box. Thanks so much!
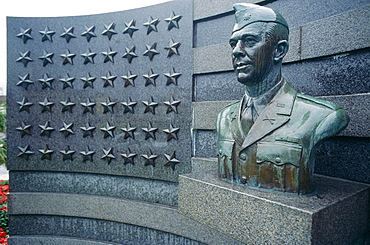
[229,3,289,87]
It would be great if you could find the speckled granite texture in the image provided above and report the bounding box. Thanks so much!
[178,158,369,244]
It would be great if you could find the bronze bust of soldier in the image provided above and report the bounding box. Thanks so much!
[217,3,349,194]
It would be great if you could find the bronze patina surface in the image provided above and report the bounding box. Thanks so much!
[217,3,349,194]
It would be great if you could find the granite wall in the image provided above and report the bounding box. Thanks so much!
[193,0,370,184]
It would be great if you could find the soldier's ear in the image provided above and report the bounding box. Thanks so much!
[274,40,289,62]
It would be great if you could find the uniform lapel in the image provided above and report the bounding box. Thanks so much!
[241,81,297,149]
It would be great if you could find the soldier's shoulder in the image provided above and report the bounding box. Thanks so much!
[296,93,341,111]
[218,100,240,117]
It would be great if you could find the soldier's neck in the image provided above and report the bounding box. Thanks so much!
[245,71,282,98]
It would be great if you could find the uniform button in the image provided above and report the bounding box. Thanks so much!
[239,153,247,160]
[275,157,282,163]
[241,176,247,184]
[219,149,222,154]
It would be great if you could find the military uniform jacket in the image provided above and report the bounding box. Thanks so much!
[216,81,349,194]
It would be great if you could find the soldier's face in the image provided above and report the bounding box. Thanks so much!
[229,22,274,86]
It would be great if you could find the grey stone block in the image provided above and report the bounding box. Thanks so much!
[193,43,233,74]
[10,215,206,245]
[192,101,235,130]
[178,159,370,244]
[9,236,119,245]
[315,137,370,183]
[194,72,244,101]
[10,193,242,245]
[283,51,370,97]
[301,4,370,60]
[193,130,217,158]
[10,171,179,206]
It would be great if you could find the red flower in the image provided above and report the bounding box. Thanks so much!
[0,196,7,205]
[0,206,6,211]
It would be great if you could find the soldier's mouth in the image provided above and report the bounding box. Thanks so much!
[236,63,251,70]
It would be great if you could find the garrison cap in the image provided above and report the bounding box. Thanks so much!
[233,3,288,33]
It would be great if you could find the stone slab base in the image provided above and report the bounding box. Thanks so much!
[178,160,369,244]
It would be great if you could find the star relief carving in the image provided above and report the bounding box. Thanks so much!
[121,71,137,87]
[101,148,116,164]
[60,49,76,65]
[81,49,96,64]
[17,145,34,160]
[101,71,117,87]
[80,122,96,138]
[121,97,137,114]
[163,123,180,141]
[143,16,160,35]
[141,149,158,167]
[17,74,34,90]
[164,151,181,171]
[81,73,96,89]
[39,121,55,137]
[60,97,76,113]
[17,27,33,43]
[143,43,160,61]
[143,69,159,86]
[101,47,117,63]
[59,122,74,138]
[100,122,116,138]
[141,122,158,140]
[122,46,138,63]
[121,122,136,139]
[101,97,117,114]
[60,26,76,43]
[39,144,54,160]
[16,122,32,137]
[122,20,139,38]
[38,73,54,89]
[60,146,75,161]
[121,148,137,165]
[164,39,181,57]
[102,22,117,40]
[80,98,96,114]
[39,50,54,66]
[17,97,33,113]
[80,146,95,162]
[164,67,181,86]
[164,95,181,114]
[59,73,75,89]
[142,97,158,114]
[39,26,55,42]
[81,25,97,42]
[165,11,182,30]
[38,97,54,113]
[16,50,33,67]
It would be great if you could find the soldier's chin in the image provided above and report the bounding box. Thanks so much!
[236,72,254,85]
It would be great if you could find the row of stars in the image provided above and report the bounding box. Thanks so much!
[17,68,181,90]
[17,145,180,170]
[17,12,182,44]
[16,39,180,67]
[17,121,180,141]
[17,96,181,114]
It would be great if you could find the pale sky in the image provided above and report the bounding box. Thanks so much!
[1,0,171,95]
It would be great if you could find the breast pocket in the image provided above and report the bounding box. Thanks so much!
[256,141,302,167]
[217,140,234,159]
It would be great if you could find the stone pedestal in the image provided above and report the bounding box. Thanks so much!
[178,158,369,244]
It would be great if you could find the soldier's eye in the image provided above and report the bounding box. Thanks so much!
[244,37,257,47]
[229,41,237,49]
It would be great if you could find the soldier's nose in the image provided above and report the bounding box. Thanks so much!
[232,40,245,57]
